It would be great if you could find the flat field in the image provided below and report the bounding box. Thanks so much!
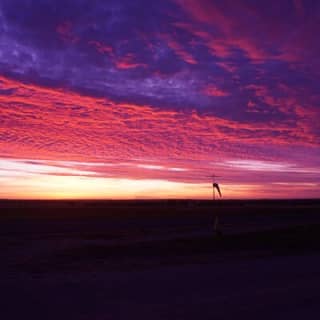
[1,199,320,319]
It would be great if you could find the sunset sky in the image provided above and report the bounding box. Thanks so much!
[0,0,319,199]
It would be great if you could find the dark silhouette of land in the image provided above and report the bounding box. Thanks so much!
[1,199,320,319]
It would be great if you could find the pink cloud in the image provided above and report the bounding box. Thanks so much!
[176,0,233,33]
[175,0,314,63]
[215,61,237,73]
[88,40,113,55]
[175,0,267,60]
[115,54,146,69]
[161,34,197,64]
[56,21,79,44]
[203,85,229,97]
[0,74,318,176]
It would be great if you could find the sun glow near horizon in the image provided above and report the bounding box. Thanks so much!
[0,175,261,200]
[0,173,209,200]
[1,158,319,200]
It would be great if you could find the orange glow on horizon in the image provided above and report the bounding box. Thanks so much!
[0,158,319,200]
[1,173,317,200]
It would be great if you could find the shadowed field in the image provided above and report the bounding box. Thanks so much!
[1,199,320,319]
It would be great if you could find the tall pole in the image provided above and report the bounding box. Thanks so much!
[210,176,222,236]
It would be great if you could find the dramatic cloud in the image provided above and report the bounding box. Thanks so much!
[0,0,319,199]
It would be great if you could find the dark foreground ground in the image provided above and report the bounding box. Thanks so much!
[1,199,320,319]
